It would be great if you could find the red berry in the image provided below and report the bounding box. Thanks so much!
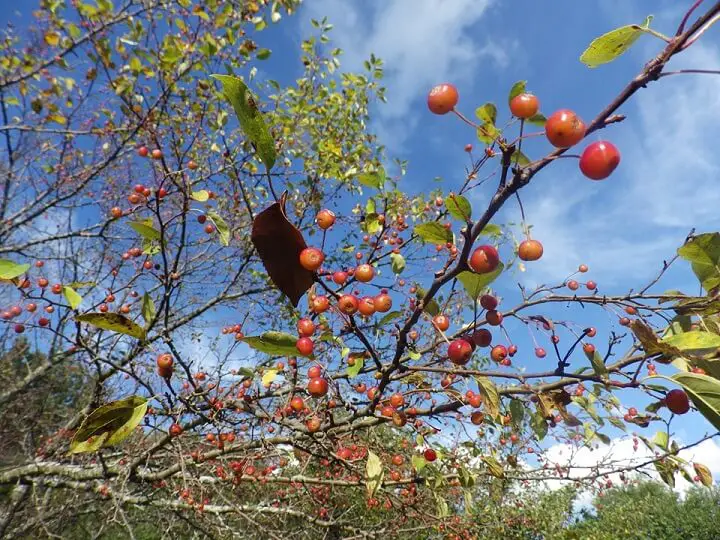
[332,271,347,285]
[296,337,314,356]
[491,345,508,362]
[110,207,123,218]
[469,245,500,274]
[509,93,539,119]
[567,280,579,291]
[316,209,336,230]
[137,146,149,157]
[486,310,503,326]
[586,281,597,291]
[448,338,473,365]
[472,329,492,348]
[534,347,546,358]
[432,314,450,332]
[338,294,359,315]
[579,141,620,180]
[358,296,376,316]
[307,377,328,398]
[545,109,586,148]
[583,343,596,355]
[151,149,163,159]
[666,389,690,415]
[480,295,498,311]
[518,239,543,261]
[423,448,437,462]
[297,318,315,337]
[373,293,392,313]
[299,247,324,272]
[355,264,374,283]
[427,83,459,115]
[169,423,183,437]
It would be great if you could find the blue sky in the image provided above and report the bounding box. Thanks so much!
[2,0,720,488]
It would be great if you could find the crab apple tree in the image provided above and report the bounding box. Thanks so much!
[1,2,720,539]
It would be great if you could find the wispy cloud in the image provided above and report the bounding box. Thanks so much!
[301,0,509,151]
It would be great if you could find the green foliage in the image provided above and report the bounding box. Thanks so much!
[580,16,654,67]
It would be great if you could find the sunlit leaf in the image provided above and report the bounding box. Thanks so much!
[243,331,308,357]
[63,286,82,310]
[0,259,30,280]
[76,313,146,340]
[415,222,452,245]
[365,450,384,498]
[211,74,276,171]
[457,263,504,301]
[69,396,148,454]
[580,16,653,67]
[390,253,406,274]
[207,210,231,246]
[475,376,500,419]
[141,293,156,324]
[446,194,472,222]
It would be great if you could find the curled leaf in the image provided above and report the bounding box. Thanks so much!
[76,313,146,340]
[251,191,314,306]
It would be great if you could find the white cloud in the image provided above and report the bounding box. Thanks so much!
[541,435,720,499]
[301,0,509,150]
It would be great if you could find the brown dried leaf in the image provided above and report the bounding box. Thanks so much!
[251,192,314,306]
[630,319,682,364]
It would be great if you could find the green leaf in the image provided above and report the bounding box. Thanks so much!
[476,123,501,144]
[129,220,160,241]
[457,264,504,301]
[531,409,548,441]
[365,450,384,498]
[207,210,231,246]
[481,224,502,237]
[357,169,385,190]
[390,253,405,274]
[445,194,472,222]
[677,233,720,292]
[663,330,720,354]
[347,356,364,378]
[0,259,30,280]
[141,293,156,324]
[475,103,497,125]
[587,349,608,376]
[509,399,524,427]
[475,376,500,419]
[526,113,546,127]
[63,286,82,310]
[210,74,276,171]
[364,213,382,235]
[379,311,402,326]
[653,430,669,451]
[68,281,97,289]
[415,222,452,245]
[256,48,272,60]
[191,190,210,202]
[483,456,504,478]
[507,81,526,105]
[511,149,531,166]
[415,287,440,316]
[76,313,146,340]
[411,454,427,472]
[69,396,148,454]
[243,331,306,357]
[655,458,676,487]
[580,16,653,68]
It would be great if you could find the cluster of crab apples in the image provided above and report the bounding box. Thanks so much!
[427,83,621,180]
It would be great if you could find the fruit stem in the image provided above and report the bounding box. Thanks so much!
[452,108,479,129]
[658,68,720,77]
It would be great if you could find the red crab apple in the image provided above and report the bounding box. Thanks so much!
[579,141,621,180]
[518,239,543,261]
[316,209,336,230]
[427,83,459,115]
[299,247,324,271]
[469,245,500,274]
[448,338,473,365]
[432,314,450,331]
[509,93,539,119]
[666,389,690,415]
[423,448,437,462]
[545,109,586,148]
[307,377,329,398]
